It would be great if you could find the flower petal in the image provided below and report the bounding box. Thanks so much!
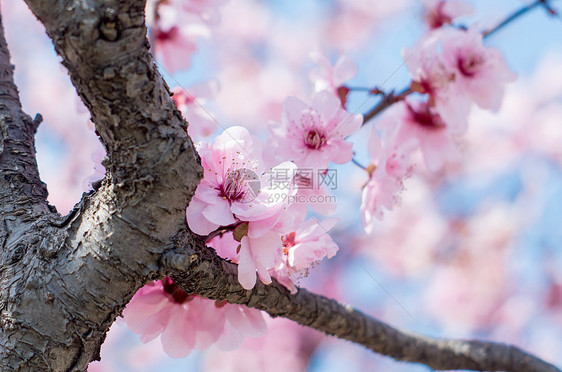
[187,197,220,235]
[237,237,257,290]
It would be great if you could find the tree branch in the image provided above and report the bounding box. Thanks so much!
[0,11,49,212]
[168,235,561,372]
[4,1,559,372]
[362,87,411,125]
[482,0,552,38]
[1,1,203,370]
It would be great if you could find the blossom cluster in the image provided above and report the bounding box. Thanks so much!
[123,277,266,358]
[171,81,220,140]
[147,0,227,73]
[123,46,363,356]
[188,123,343,291]
[360,4,516,232]
[123,0,518,360]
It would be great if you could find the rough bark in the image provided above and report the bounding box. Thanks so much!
[0,1,558,371]
[1,1,203,370]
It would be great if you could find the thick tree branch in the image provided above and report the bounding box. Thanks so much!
[168,234,561,372]
[0,12,49,212]
[2,1,203,370]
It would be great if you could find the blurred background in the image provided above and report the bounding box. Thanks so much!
[2,0,562,370]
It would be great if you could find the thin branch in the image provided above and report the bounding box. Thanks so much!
[347,86,375,92]
[362,87,411,125]
[482,0,550,39]
[167,237,561,372]
[351,156,367,170]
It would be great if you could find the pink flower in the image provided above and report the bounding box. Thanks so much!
[288,171,337,216]
[172,81,219,138]
[151,2,211,73]
[203,317,323,372]
[186,126,295,236]
[123,279,198,358]
[309,50,358,108]
[404,27,516,127]
[186,125,300,290]
[207,225,284,291]
[423,0,473,29]
[181,0,228,26]
[440,27,517,111]
[274,217,339,293]
[234,203,324,289]
[321,0,407,51]
[208,202,321,292]
[123,278,267,358]
[361,175,403,233]
[238,229,284,290]
[207,229,239,261]
[148,0,227,72]
[186,130,260,235]
[207,220,287,290]
[403,34,471,133]
[380,100,461,172]
[286,217,339,270]
[197,299,267,351]
[268,91,362,170]
[360,127,416,232]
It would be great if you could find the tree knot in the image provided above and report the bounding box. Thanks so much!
[99,8,120,42]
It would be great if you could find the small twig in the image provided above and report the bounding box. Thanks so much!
[483,0,545,39]
[204,223,239,243]
[32,113,43,133]
[362,87,412,125]
[351,157,367,170]
[347,86,376,92]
